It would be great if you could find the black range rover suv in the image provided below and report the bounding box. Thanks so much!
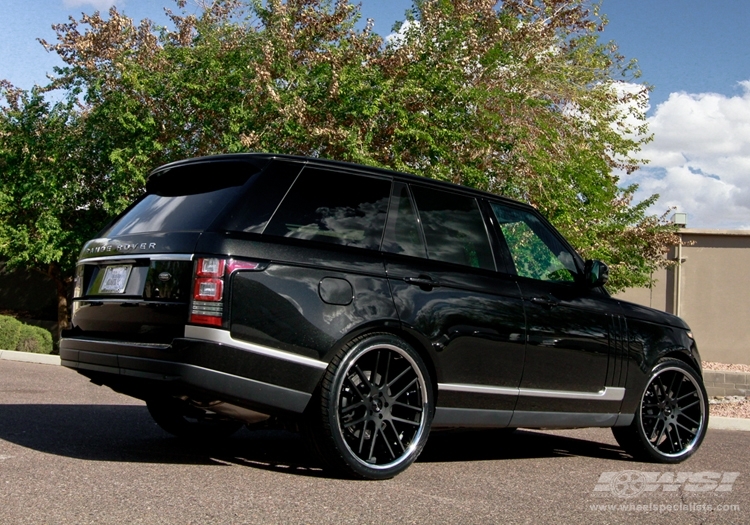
[61,153,708,479]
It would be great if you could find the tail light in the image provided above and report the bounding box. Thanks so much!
[189,257,264,327]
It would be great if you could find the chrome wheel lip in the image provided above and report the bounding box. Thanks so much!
[335,343,429,471]
[639,365,706,458]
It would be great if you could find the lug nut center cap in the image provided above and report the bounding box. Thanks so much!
[372,398,383,412]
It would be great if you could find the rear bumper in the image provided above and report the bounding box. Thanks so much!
[60,326,328,415]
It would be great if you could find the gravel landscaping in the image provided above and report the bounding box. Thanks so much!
[703,361,750,373]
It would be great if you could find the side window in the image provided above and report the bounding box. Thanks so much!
[410,185,495,270]
[490,203,578,282]
[382,182,427,258]
[264,168,391,250]
[222,160,303,233]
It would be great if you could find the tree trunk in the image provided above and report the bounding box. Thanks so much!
[48,262,71,349]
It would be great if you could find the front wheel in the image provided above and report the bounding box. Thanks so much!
[307,333,433,479]
[613,358,708,463]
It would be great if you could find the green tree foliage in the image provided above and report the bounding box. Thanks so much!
[0,0,678,335]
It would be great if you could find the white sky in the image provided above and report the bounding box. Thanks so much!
[625,84,750,230]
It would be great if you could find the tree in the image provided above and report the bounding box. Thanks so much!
[0,0,677,338]
[0,84,109,336]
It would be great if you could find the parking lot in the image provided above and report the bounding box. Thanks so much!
[0,359,747,524]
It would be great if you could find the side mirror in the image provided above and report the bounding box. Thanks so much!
[584,259,609,288]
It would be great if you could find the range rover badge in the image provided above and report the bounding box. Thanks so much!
[158,272,172,282]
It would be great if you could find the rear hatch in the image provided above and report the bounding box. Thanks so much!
[69,157,267,343]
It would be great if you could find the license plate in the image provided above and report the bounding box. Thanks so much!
[99,265,132,294]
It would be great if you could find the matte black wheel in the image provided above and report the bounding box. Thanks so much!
[146,397,243,440]
[613,359,708,463]
[308,333,433,479]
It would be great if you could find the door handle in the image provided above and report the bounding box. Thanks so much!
[531,296,559,307]
[404,276,441,289]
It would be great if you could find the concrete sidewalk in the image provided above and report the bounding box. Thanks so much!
[0,349,60,366]
[2,349,749,431]
[709,416,750,431]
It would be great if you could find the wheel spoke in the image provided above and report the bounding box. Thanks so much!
[372,350,382,387]
[680,399,700,411]
[354,365,373,390]
[393,377,418,401]
[343,413,369,429]
[387,366,410,388]
[388,420,406,452]
[669,424,681,452]
[676,391,697,402]
[379,426,397,460]
[667,371,679,398]
[674,420,698,436]
[341,400,365,414]
[641,418,656,438]
[656,376,668,399]
[358,419,369,455]
[368,421,380,461]
[673,374,683,399]
[391,415,420,427]
[678,412,700,427]
[393,401,423,412]
[655,423,669,449]
[649,418,664,442]
[383,352,392,386]
[345,376,367,401]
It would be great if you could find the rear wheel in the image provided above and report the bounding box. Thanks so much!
[307,333,433,479]
[613,358,708,463]
[146,397,243,440]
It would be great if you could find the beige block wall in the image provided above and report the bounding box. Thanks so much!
[614,230,750,365]
[616,266,669,311]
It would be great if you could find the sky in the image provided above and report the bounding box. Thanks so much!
[1,0,750,229]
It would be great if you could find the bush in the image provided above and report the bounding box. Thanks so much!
[15,324,54,354]
[0,315,54,354]
[0,315,22,350]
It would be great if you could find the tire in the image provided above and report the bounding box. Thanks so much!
[307,333,433,479]
[146,397,244,441]
[612,358,708,463]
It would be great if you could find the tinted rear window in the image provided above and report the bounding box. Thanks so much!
[102,186,241,236]
[102,159,263,236]
[264,168,391,250]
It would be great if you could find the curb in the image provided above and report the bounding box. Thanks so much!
[0,350,60,366]
[708,416,750,432]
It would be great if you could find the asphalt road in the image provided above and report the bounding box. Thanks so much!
[0,359,747,524]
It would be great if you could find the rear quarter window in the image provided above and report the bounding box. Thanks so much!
[263,168,391,250]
